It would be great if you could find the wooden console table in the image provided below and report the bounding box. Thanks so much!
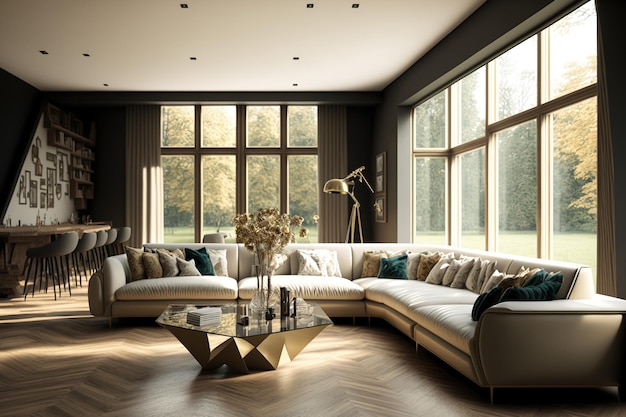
[0,222,111,297]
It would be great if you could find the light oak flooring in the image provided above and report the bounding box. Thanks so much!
[1,283,625,417]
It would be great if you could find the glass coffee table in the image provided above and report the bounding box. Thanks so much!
[156,303,333,373]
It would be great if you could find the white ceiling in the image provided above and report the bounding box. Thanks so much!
[0,0,485,92]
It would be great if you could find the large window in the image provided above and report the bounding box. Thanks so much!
[161,105,318,243]
[412,1,597,272]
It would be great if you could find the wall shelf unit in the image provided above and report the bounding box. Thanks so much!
[44,103,96,210]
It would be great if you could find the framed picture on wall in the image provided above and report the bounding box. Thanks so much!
[29,179,37,208]
[375,196,386,223]
[40,192,46,209]
[18,174,26,205]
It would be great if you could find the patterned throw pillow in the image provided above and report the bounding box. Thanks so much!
[361,251,387,277]
[157,249,179,277]
[207,249,228,276]
[480,269,505,293]
[296,249,341,277]
[416,252,441,281]
[125,246,146,281]
[176,257,201,276]
[142,251,163,279]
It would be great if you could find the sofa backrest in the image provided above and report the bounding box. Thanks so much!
[238,243,354,279]
[348,243,595,300]
[143,243,240,279]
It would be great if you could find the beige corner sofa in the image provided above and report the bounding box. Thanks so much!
[88,242,626,401]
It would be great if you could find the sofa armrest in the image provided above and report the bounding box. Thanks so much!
[96,255,130,316]
[474,297,626,388]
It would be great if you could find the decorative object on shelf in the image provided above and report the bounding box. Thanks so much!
[234,208,306,320]
[323,166,375,243]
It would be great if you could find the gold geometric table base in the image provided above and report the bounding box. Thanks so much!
[160,322,330,373]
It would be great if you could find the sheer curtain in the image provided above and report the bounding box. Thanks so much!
[317,106,348,243]
[125,106,163,247]
[595,3,616,296]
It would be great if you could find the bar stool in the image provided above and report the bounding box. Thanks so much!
[104,228,118,257]
[23,232,79,300]
[90,230,108,272]
[112,226,131,255]
[71,232,97,287]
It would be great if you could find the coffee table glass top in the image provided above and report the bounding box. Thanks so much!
[156,303,333,338]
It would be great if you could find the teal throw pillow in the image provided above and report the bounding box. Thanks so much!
[500,271,563,301]
[378,254,409,279]
[185,247,215,276]
[471,286,503,321]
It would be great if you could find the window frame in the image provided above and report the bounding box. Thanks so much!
[161,105,318,243]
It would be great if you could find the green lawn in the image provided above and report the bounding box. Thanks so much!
[163,226,319,244]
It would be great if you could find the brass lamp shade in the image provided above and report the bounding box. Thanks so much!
[323,179,353,194]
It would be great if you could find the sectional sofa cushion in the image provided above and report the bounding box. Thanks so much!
[115,276,238,300]
[238,275,365,301]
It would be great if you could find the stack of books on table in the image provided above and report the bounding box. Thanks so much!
[187,307,222,326]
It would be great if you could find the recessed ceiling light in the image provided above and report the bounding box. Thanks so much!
[352,4,360,8]
[306,4,314,8]
[293,56,300,60]
[103,83,109,87]
[82,53,90,57]
[180,3,188,8]
[293,83,299,87]
[39,50,48,55]
[190,56,197,60]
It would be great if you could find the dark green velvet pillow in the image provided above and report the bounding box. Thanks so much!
[500,271,563,301]
[378,254,409,279]
[184,247,215,276]
[471,286,503,321]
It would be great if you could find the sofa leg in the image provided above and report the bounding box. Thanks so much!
[490,387,495,404]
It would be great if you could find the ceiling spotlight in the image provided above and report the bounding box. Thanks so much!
[39,50,48,55]
[180,3,188,8]
[352,3,360,8]
[293,56,300,60]
[82,53,90,57]
[190,56,197,60]
[103,83,109,87]
[306,4,314,8]
[293,83,299,87]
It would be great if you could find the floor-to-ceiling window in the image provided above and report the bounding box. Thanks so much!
[412,1,597,272]
[161,105,318,243]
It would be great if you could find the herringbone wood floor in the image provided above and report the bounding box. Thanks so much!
[1,283,625,417]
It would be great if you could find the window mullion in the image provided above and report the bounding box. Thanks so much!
[194,105,202,243]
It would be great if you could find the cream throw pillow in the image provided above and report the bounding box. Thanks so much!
[425,252,454,285]
[296,249,341,277]
[207,249,228,276]
[157,249,179,277]
[176,257,201,276]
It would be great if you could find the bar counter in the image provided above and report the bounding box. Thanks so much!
[0,222,111,297]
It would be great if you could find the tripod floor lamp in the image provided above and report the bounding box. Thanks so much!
[323,166,374,243]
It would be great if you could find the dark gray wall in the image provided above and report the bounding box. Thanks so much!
[0,68,42,219]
